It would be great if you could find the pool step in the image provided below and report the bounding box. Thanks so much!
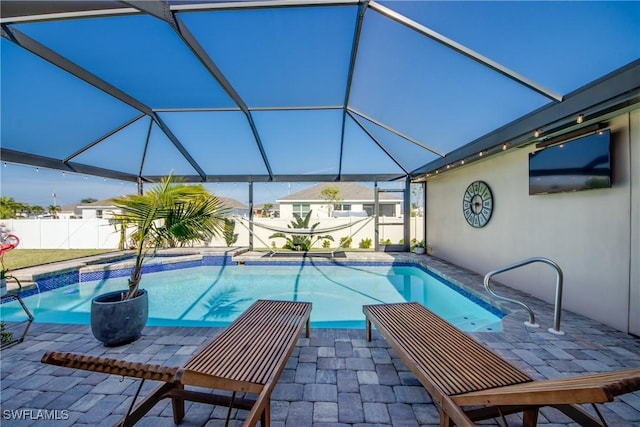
[4,277,38,293]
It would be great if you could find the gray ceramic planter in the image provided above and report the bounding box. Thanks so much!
[90,289,148,347]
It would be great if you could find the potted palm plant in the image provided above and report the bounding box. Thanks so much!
[90,175,227,346]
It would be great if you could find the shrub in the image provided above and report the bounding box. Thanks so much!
[411,240,426,251]
[269,211,333,251]
[1,322,12,343]
[322,239,331,248]
[359,238,372,249]
[339,236,352,248]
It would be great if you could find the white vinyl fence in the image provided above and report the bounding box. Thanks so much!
[3,217,424,250]
[3,219,121,249]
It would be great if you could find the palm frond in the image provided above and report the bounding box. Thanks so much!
[109,173,228,298]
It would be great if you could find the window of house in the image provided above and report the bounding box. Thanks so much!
[362,204,396,217]
[334,203,351,211]
[292,203,310,217]
[379,204,396,217]
[96,210,103,219]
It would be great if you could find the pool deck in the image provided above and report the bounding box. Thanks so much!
[1,251,639,426]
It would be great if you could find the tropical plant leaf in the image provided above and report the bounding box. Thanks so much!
[267,210,334,251]
[109,174,228,298]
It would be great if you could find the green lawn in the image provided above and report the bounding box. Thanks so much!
[1,249,116,271]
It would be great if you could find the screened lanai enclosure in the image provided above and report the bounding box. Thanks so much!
[1,1,639,250]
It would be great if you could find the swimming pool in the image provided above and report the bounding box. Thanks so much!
[0,260,504,331]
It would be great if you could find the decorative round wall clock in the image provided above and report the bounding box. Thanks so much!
[462,181,493,228]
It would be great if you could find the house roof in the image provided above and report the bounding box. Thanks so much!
[58,203,81,214]
[57,199,116,215]
[278,182,400,202]
[76,199,118,209]
[217,196,247,210]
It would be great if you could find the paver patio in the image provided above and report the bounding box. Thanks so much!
[1,254,639,426]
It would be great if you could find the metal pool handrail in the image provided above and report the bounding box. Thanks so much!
[484,257,564,335]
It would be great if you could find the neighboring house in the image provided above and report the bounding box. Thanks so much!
[217,197,249,217]
[253,203,280,218]
[57,203,81,219]
[277,182,401,219]
[76,200,120,219]
[47,201,115,219]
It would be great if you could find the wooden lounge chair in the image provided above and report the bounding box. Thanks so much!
[363,302,640,427]
[42,299,312,427]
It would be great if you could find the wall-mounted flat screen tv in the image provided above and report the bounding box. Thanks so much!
[529,129,611,195]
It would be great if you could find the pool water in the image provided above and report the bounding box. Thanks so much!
[1,263,503,331]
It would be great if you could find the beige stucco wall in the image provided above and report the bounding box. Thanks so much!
[426,110,639,334]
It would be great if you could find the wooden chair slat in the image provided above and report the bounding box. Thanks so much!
[365,303,530,396]
[364,302,640,427]
[43,299,311,426]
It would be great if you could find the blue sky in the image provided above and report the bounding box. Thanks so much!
[1,1,639,207]
[0,163,322,207]
[1,164,138,207]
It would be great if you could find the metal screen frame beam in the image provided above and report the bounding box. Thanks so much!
[348,108,445,157]
[171,0,359,12]
[248,181,254,250]
[0,4,139,24]
[1,23,208,180]
[338,1,368,179]
[138,117,154,179]
[412,60,640,176]
[64,114,146,163]
[251,105,344,111]
[150,113,207,180]
[347,112,409,175]
[374,181,379,252]
[0,156,405,184]
[368,1,563,103]
[1,24,152,115]
[99,173,406,183]
[0,0,360,24]
[174,15,274,180]
[0,149,141,183]
[403,177,411,252]
[194,173,407,183]
[122,1,275,180]
[153,106,342,113]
